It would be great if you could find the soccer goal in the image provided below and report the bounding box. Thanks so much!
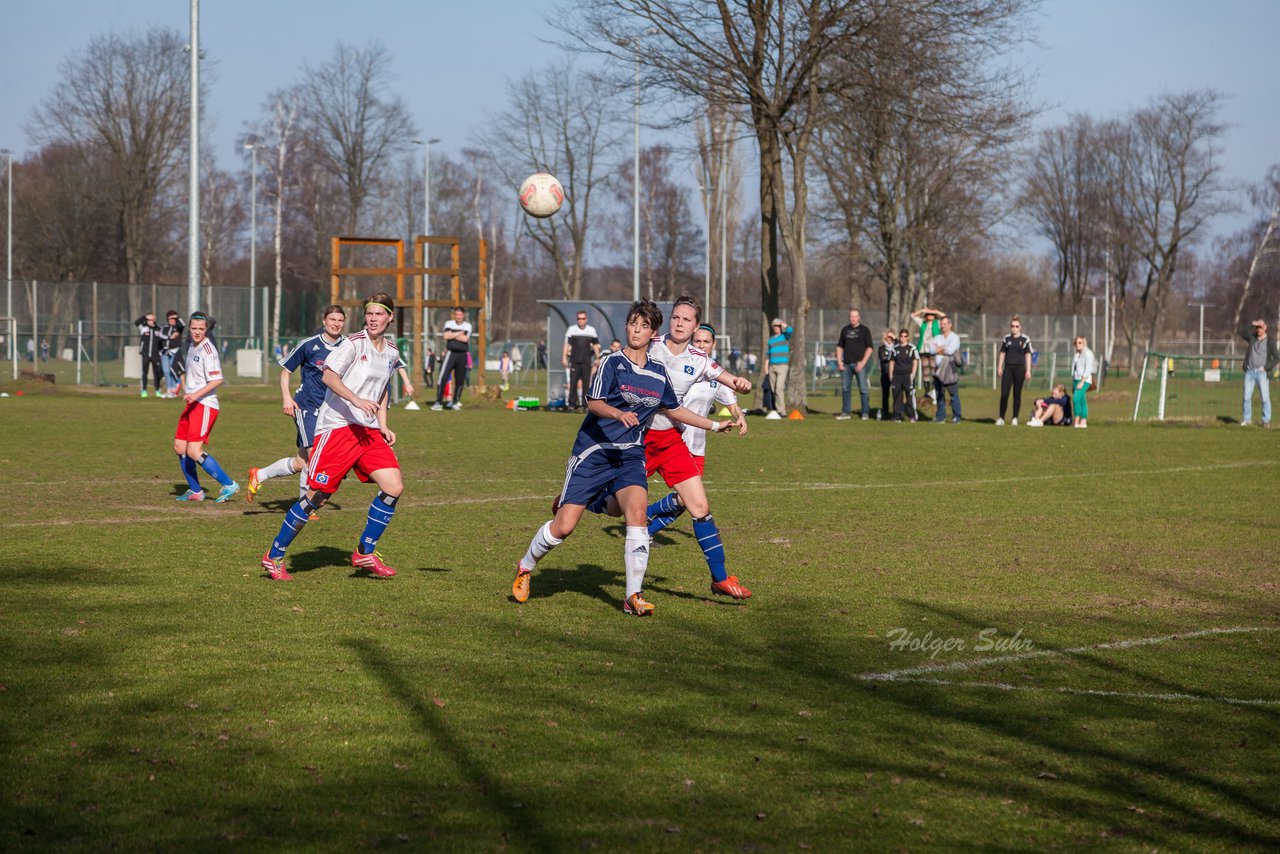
[1132,351,1244,423]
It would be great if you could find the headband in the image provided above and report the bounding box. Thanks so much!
[366,302,393,315]
[697,323,716,337]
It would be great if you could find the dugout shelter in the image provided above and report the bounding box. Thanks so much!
[541,299,676,406]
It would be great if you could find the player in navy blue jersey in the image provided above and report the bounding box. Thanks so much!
[247,306,347,504]
[511,300,733,616]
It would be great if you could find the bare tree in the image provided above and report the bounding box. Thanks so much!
[298,40,417,235]
[1111,90,1233,372]
[478,60,625,301]
[1018,115,1107,311]
[30,27,195,284]
[615,145,700,301]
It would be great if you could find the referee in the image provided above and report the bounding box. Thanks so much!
[563,310,600,411]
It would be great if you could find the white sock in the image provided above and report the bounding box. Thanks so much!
[298,465,309,500]
[624,526,650,598]
[259,457,296,482]
[520,521,563,572]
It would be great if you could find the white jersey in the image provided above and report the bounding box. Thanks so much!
[646,334,725,432]
[315,331,406,432]
[183,338,223,410]
[680,377,737,457]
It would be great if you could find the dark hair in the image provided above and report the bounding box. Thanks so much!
[364,292,395,314]
[166,310,178,318]
[452,306,465,314]
[322,304,346,318]
[898,328,909,336]
[627,299,663,332]
[189,312,208,323]
[672,294,702,323]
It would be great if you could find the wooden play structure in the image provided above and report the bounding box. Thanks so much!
[329,235,488,389]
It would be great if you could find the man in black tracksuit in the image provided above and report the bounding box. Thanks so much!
[135,313,165,398]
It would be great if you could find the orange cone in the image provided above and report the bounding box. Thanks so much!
[787,409,804,420]
[506,399,517,409]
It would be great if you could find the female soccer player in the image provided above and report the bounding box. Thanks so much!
[248,305,347,504]
[260,293,406,581]
[588,296,755,599]
[173,312,239,503]
[646,324,746,538]
[511,300,732,616]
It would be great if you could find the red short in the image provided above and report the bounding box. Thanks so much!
[307,425,399,493]
[175,402,219,443]
[644,428,702,488]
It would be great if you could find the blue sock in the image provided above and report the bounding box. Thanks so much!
[585,493,611,515]
[647,493,686,535]
[198,453,234,487]
[179,454,202,493]
[357,491,398,555]
[269,497,315,559]
[692,514,728,582]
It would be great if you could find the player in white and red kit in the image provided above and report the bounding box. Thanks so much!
[260,293,406,581]
[590,295,755,599]
[172,312,239,503]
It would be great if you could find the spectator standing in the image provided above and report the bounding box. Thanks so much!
[836,309,874,420]
[562,311,600,410]
[40,339,50,362]
[996,316,1033,425]
[537,339,547,370]
[424,347,437,388]
[433,307,471,411]
[911,307,944,399]
[1071,336,1096,429]
[134,312,166,398]
[499,350,513,391]
[877,329,895,420]
[931,316,962,423]
[160,311,185,398]
[888,329,919,421]
[766,318,792,419]
[26,338,34,362]
[1240,319,1275,427]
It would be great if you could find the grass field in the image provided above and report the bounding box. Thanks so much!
[1,375,1277,851]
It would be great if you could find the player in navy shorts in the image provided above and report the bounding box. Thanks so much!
[247,305,347,506]
[511,300,735,616]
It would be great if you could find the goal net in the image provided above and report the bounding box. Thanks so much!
[1132,352,1248,423]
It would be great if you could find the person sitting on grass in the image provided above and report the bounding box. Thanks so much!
[1027,384,1072,427]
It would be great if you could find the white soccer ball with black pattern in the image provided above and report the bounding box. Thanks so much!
[518,172,565,218]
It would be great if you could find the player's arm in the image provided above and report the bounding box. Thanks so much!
[664,405,732,434]
[396,367,415,399]
[712,366,752,393]
[279,368,298,415]
[322,367,380,418]
[377,388,396,445]
[184,376,223,404]
[586,396,639,427]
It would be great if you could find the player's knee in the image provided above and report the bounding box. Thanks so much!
[185,444,203,460]
[685,497,710,517]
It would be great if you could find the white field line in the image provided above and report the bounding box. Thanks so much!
[858,626,1274,682]
[875,676,1280,708]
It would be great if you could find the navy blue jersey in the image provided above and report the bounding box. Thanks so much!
[571,350,679,457]
[279,333,343,410]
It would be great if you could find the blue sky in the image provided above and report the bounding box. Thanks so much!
[2,0,1276,237]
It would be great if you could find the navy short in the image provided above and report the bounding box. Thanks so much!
[293,407,320,450]
[558,445,648,508]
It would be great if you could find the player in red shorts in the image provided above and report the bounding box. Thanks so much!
[173,312,239,503]
[590,295,755,599]
[260,292,406,581]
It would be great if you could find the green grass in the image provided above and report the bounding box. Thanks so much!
[1,376,1278,851]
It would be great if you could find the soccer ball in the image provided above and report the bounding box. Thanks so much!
[518,173,564,218]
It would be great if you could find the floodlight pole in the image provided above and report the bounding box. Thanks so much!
[186,0,200,318]
[3,148,11,361]
[245,143,260,346]
[412,137,439,343]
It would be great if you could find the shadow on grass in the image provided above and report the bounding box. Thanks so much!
[345,637,555,851]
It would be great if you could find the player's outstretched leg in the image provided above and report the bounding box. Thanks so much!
[694,514,753,599]
[351,491,398,577]
[513,520,564,602]
[196,452,239,502]
[646,492,685,535]
[262,492,326,580]
[248,457,296,502]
